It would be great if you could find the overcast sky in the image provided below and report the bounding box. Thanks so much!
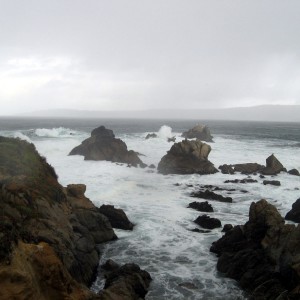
[1,0,300,115]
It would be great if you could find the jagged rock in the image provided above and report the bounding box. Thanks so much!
[188,201,214,212]
[222,224,233,233]
[194,215,221,229]
[285,198,300,223]
[262,154,286,175]
[157,139,218,175]
[181,124,213,142]
[219,164,235,174]
[99,261,152,300]
[190,189,233,203]
[99,205,134,230]
[145,133,157,139]
[288,169,300,176]
[0,137,117,299]
[263,180,281,186]
[69,126,144,167]
[210,199,300,299]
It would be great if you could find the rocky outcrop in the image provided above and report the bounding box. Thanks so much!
[219,164,235,174]
[157,139,218,175]
[0,137,117,299]
[261,154,286,175]
[190,189,233,203]
[194,215,221,229]
[99,205,134,230]
[181,124,213,142]
[224,178,257,184]
[99,260,152,300]
[145,133,157,139]
[188,201,213,212]
[69,126,144,167]
[285,198,300,223]
[210,199,300,299]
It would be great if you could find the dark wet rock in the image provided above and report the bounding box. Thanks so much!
[190,228,211,233]
[99,205,134,230]
[157,139,218,175]
[219,164,235,174]
[145,133,157,139]
[232,163,265,174]
[260,175,265,179]
[148,164,156,169]
[168,137,176,142]
[240,190,248,193]
[181,124,213,142]
[261,154,286,175]
[190,189,233,203]
[101,259,120,271]
[285,198,300,223]
[263,180,281,186]
[99,262,152,300]
[194,215,221,229]
[210,199,300,299]
[69,126,144,167]
[288,169,300,176]
[222,224,233,233]
[188,201,214,212]
[224,178,258,184]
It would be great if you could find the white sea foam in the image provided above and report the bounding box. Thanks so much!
[13,132,32,143]
[34,127,79,138]
[24,129,300,300]
[158,125,173,139]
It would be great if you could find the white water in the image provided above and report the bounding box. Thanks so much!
[2,125,300,299]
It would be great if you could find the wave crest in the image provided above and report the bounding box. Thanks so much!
[34,127,77,138]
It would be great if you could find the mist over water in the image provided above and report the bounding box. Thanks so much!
[1,118,300,299]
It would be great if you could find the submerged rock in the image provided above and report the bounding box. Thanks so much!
[263,180,281,186]
[190,189,233,203]
[210,199,300,299]
[69,125,144,167]
[99,205,134,230]
[145,133,157,139]
[188,201,214,212]
[181,124,213,142]
[157,139,218,175]
[288,169,300,176]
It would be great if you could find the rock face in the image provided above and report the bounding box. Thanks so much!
[285,198,300,223]
[0,137,117,299]
[99,205,134,230]
[69,126,144,167]
[157,139,218,175]
[262,154,286,175]
[210,199,300,299]
[194,215,221,229]
[181,124,213,142]
[99,261,152,300]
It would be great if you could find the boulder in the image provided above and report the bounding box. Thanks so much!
[99,205,134,230]
[188,201,214,212]
[99,261,152,300]
[69,126,144,167]
[194,215,221,229]
[232,163,264,174]
[288,169,300,176]
[222,224,233,233]
[190,189,233,203]
[145,133,157,139]
[218,164,235,174]
[157,139,218,175]
[263,180,281,186]
[210,199,300,299]
[181,124,213,142]
[262,154,286,175]
[285,198,300,223]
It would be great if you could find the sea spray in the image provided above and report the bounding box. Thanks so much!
[158,125,173,139]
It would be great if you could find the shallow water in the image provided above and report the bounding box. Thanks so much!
[1,118,300,299]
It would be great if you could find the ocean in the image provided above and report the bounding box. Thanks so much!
[1,117,300,299]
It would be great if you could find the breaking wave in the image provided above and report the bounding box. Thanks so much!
[34,127,79,138]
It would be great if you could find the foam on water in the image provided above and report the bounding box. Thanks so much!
[158,125,173,139]
[1,122,299,299]
[34,127,79,138]
[13,132,32,143]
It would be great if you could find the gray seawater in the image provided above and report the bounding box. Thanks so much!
[0,117,300,299]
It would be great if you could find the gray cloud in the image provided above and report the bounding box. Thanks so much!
[1,0,300,115]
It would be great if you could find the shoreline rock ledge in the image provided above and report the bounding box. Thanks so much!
[157,139,218,175]
[69,126,145,167]
[210,199,300,299]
